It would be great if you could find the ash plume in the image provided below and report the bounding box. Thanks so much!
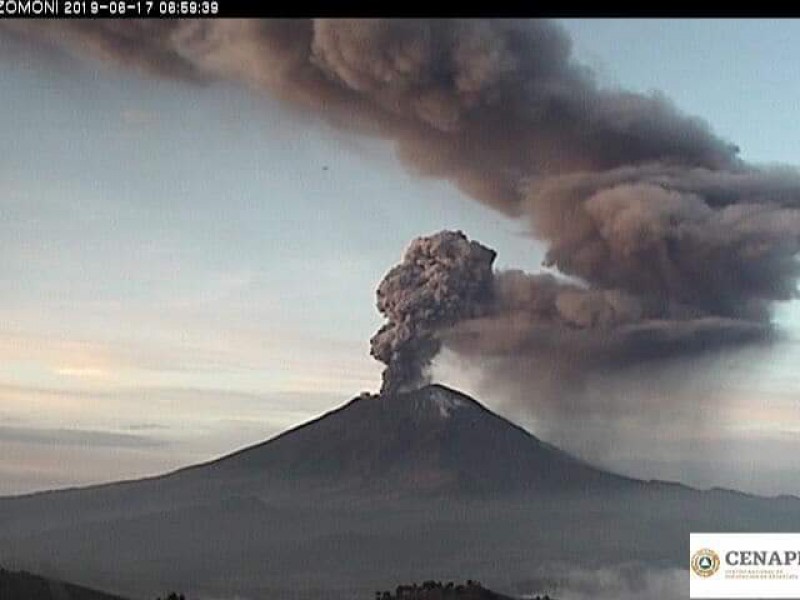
[0,19,747,208]
[4,19,800,395]
[373,229,772,393]
[370,230,495,393]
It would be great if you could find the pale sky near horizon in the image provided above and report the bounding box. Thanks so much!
[2,19,800,496]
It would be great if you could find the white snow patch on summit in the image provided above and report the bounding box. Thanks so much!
[428,388,465,418]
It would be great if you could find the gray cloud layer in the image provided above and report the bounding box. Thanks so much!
[0,425,165,448]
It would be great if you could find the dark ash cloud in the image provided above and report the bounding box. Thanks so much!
[372,230,773,391]
[370,230,495,393]
[3,19,799,396]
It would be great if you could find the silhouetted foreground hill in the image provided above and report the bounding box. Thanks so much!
[1,385,800,599]
[376,580,520,599]
[0,567,128,600]
[0,567,525,600]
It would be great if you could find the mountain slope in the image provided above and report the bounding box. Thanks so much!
[186,384,631,494]
[0,567,129,600]
[0,385,799,600]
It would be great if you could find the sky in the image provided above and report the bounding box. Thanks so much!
[2,19,800,496]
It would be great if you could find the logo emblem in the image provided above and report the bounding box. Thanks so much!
[692,548,721,578]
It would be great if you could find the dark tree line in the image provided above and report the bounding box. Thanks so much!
[373,579,550,599]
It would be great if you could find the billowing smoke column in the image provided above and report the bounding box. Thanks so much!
[370,230,495,393]
[373,229,771,393]
[4,19,800,394]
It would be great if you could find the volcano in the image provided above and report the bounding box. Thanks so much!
[188,384,629,495]
[1,385,799,600]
